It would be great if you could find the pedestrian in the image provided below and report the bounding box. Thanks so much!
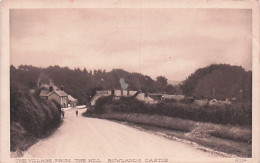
[62,110,65,118]
[75,109,78,117]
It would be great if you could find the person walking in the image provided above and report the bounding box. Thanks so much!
[75,109,78,117]
[61,110,65,118]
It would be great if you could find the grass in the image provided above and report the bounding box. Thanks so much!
[84,111,252,157]
[84,96,252,157]
[127,123,252,157]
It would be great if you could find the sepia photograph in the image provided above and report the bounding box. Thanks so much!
[1,0,260,163]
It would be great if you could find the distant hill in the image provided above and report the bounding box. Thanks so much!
[182,64,252,101]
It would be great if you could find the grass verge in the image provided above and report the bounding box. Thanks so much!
[83,111,251,157]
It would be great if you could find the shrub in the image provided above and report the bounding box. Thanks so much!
[94,96,114,114]
[10,84,62,151]
[93,96,251,126]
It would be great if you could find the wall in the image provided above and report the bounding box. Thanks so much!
[48,92,68,107]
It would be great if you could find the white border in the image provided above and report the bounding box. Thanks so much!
[1,0,259,162]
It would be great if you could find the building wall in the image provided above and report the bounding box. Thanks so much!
[148,95,162,101]
[70,101,77,108]
[162,95,185,101]
[114,90,122,96]
[136,93,145,101]
[122,90,128,96]
[129,91,138,96]
[48,93,68,107]
[113,90,134,97]
[95,90,138,97]
[61,96,68,107]
[96,90,112,95]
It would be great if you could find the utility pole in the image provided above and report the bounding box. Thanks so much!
[212,88,215,98]
[239,89,243,102]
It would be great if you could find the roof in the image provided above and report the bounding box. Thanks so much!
[162,95,185,98]
[39,90,68,97]
[55,90,68,97]
[68,95,77,101]
[148,93,164,96]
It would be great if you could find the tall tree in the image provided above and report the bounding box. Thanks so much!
[156,76,168,91]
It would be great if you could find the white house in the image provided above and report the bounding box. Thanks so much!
[40,90,69,108]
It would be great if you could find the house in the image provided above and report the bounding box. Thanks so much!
[209,99,231,106]
[148,93,164,101]
[96,90,135,97]
[39,89,69,108]
[96,90,112,96]
[68,95,78,108]
[161,94,185,101]
[90,89,159,106]
[194,99,209,106]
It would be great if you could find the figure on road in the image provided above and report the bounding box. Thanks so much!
[61,110,65,118]
[75,109,78,117]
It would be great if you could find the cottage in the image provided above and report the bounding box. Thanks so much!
[96,90,112,96]
[194,99,208,106]
[68,95,78,108]
[39,90,69,108]
[148,93,164,101]
[101,89,132,97]
[161,94,185,101]
[209,99,231,106]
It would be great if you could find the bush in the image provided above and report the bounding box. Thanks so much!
[10,84,62,151]
[92,96,251,126]
[94,96,114,114]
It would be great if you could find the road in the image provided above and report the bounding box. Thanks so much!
[23,108,220,161]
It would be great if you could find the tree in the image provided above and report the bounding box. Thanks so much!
[182,64,252,101]
[83,68,88,74]
[156,76,168,91]
[164,84,176,94]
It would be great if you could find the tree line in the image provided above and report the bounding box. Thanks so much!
[10,63,252,105]
[10,65,177,105]
[182,64,252,101]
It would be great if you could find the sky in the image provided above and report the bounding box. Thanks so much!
[10,9,252,81]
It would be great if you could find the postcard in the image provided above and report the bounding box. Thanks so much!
[1,0,259,163]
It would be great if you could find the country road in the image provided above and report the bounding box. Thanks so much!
[23,108,221,162]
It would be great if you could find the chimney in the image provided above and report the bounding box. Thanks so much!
[49,79,54,86]
[49,86,53,92]
[61,85,64,91]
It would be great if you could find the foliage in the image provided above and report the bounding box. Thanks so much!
[182,64,252,101]
[10,80,61,151]
[92,96,251,126]
[11,64,252,105]
[10,65,177,105]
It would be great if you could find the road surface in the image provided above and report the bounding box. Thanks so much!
[23,108,220,161]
